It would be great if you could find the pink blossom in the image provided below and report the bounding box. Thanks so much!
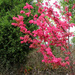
[65,57,69,60]
[73,61,75,64]
[70,23,75,27]
[20,10,25,14]
[23,6,27,9]
[29,20,34,24]
[23,3,33,10]
[61,47,65,51]
[21,41,24,44]
[38,7,44,14]
[65,12,72,17]
[72,4,75,9]
[17,15,24,21]
[65,6,68,11]
[64,52,71,55]
[20,37,24,40]
[34,14,38,17]
[42,3,44,5]
[34,14,38,20]
[12,15,24,22]
[45,2,48,6]
[12,16,18,21]
[30,5,33,9]
[20,26,27,33]
[11,23,18,26]
[64,0,69,2]
[42,59,44,62]
[61,62,66,67]
[66,61,70,65]
[52,57,58,63]
[25,12,31,17]
[19,21,24,25]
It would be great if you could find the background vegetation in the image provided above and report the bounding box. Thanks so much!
[0,0,39,72]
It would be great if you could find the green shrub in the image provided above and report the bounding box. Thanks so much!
[0,24,32,67]
[0,0,38,69]
[0,0,33,17]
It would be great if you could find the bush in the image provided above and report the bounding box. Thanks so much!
[0,0,33,17]
[0,0,38,70]
[0,24,32,68]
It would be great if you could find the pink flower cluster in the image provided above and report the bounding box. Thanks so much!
[11,1,75,68]
[72,4,75,9]
[23,3,33,10]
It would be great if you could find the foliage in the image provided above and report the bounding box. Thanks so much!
[0,0,38,70]
[71,37,75,44]
[71,32,75,43]
[0,0,32,17]
[0,25,30,67]
[60,0,75,23]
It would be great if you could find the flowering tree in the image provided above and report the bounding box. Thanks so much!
[12,0,75,75]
